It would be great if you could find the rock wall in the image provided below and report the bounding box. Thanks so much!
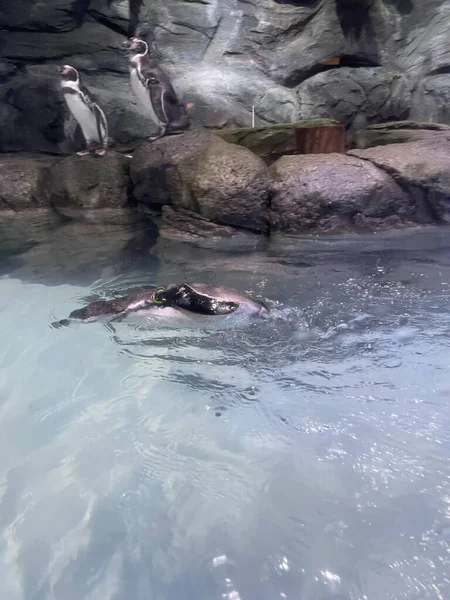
[1,0,450,153]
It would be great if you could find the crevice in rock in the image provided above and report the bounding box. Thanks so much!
[350,153,440,224]
[87,10,129,38]
[285,54,381,88]
[429,66,450,76]
[0,24,71,33]
[272,0,319,5]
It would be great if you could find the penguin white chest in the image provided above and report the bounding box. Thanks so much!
[64,94,100,143]
[130,68,164,126]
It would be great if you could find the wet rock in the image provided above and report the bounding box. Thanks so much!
[131,132,270,233]
[161,206,241,240]
[296,68,412,130]
[0,154,54,213]
[47,151,133,222]
[349,140,450,223]
[269,153,423,233]
[348,120,450,150]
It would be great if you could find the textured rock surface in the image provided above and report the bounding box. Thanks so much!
[296,68,412,130]
[47,151,132,221]
[348,121,450,149]
[350,140,450,223]
[269,153,427,233]
[160,205,251,243]
[0,155,54,213]
[131,132,270,232]
[2,0,450,153]
[215,119,340,165]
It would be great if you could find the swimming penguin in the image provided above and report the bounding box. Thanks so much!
[54,283,269,326]
[57,65,109,157]
[121,37,190,141]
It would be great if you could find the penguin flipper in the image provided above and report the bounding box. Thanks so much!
[149,83,170,124]
[93,104,109,149]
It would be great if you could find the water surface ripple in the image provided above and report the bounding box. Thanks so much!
[0,217,449,600]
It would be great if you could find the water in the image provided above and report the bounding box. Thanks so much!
[1,214,450,600]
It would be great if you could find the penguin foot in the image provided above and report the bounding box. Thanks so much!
[95,149,107,157]
[76,150,91,156]
[148,126,167,142]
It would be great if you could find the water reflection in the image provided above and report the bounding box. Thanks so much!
[0,216,450,599]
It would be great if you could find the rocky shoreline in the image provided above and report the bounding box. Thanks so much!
[1,121,450,240]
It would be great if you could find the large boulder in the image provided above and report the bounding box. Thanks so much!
[131,132,270,232]
[173,65,300,130]
[47,151,133,222]
[349,140,450,223]
[0,154,53,213]
[269,153,426,233]
[296,67,412,130]
[0,73,65,153]
[158,205,265,246]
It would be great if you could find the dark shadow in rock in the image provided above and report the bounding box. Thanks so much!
[106,0,143,35]
[273,0,319,5]
[130,0,144,36]
[335,0,381,68]
[339,54,381,67]
[384,0,414,15]
[71,0,92,26]
[336,0,376,41]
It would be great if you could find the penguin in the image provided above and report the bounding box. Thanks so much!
[57,65,109,157]
[121,37,190,141]
[53,283,269,327]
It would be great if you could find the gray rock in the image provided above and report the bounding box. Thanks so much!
[269,152,423,233]
[296,67,412,130]
[0,21,125,62]
[2,0,450,153]
[410,76,450,125]
[396,1,450,78]
[0,73,65,153]
[131,132,270,232]
[0,0,84,32]
[47,151,133,221]
[174,65,300,129]
[0,59,17,83]
[349,140,450,223]
[160,205,246,242]
[348,120,450,149]
[0,154,54,213]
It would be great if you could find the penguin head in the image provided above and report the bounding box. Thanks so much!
[121,37,148,57]
[57,65,79,83]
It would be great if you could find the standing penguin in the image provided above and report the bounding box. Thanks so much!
[57,65,109,157]
[122,37,190,141]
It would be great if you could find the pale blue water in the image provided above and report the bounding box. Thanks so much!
[1,215,450,600]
